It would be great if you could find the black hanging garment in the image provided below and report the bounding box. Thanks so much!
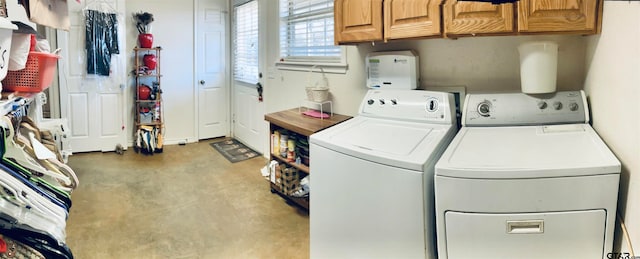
[85,10,120,76]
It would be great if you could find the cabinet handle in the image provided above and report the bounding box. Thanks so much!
[200,80,205,85]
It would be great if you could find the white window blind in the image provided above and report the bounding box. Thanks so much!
[233,1,259,84]
[279,0,344,69]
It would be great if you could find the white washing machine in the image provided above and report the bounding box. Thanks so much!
[310,89,458,259]
[435,91,620,259]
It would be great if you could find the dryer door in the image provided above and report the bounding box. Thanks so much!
[444,210,606,259]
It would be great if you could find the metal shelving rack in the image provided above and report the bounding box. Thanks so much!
[133,47,163,153]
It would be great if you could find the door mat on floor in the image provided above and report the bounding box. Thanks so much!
[210,138,260,163]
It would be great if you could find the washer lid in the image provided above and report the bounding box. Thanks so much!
[435,124,621,178]
[311,116,455,171]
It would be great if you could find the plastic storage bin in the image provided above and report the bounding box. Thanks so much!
[518,41,558,94]
[2,51,60,92]
[0,18,17,90]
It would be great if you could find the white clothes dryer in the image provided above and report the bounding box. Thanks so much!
[310,89,458,259]
[435,91,620,259]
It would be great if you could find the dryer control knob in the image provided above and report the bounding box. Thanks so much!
[379,99,386,105]
[537,101,548,110]
[426,98,439,112]
[477,101,491,117]
[553,102,563,110]
[367,99,375,105]
[569,102,579,111]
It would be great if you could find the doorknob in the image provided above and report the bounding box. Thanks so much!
[199,80,205,85]
[256,82,263,102]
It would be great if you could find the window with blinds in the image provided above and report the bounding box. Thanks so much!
[278,0,346,72]
[233,1,259,84]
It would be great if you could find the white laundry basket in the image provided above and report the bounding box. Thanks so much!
[305,86,329,102]
[305,65,330,102]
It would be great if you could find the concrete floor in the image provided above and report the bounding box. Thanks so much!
[65,138,309,259]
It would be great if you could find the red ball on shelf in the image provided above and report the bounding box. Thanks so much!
[138,84,151,100]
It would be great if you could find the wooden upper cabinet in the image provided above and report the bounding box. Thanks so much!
[384,0,442,41]
[518,0,600,34]
[443,0,515,37]
[334,0,383,44]
[334,0,603,43]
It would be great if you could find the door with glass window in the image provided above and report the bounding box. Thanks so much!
[232,0,266,153]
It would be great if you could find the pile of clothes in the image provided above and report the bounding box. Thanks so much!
[0,107,78,258]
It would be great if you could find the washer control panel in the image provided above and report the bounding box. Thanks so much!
[360,89,456,124]
[463,91,588,126]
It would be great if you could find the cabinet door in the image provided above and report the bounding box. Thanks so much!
[443,0,514,37]
[335,0,383,44]
[384,0,442,41]
[518,0,600,34]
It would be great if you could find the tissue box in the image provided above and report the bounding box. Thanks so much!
[20,0,70,30]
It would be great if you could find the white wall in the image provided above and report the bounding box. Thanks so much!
[585,1,639,253]
[123,1,588,136]
[126,0,197,145]
[263,45,369,116]
[372,35,586,93]
[262,1,368,116]
[265,33,587,116]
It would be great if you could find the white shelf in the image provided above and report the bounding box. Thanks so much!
[299,99,333,119]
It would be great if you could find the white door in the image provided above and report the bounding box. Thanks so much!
[196,0,229,140]
[58,0,127,152]
[231,0,266,153]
